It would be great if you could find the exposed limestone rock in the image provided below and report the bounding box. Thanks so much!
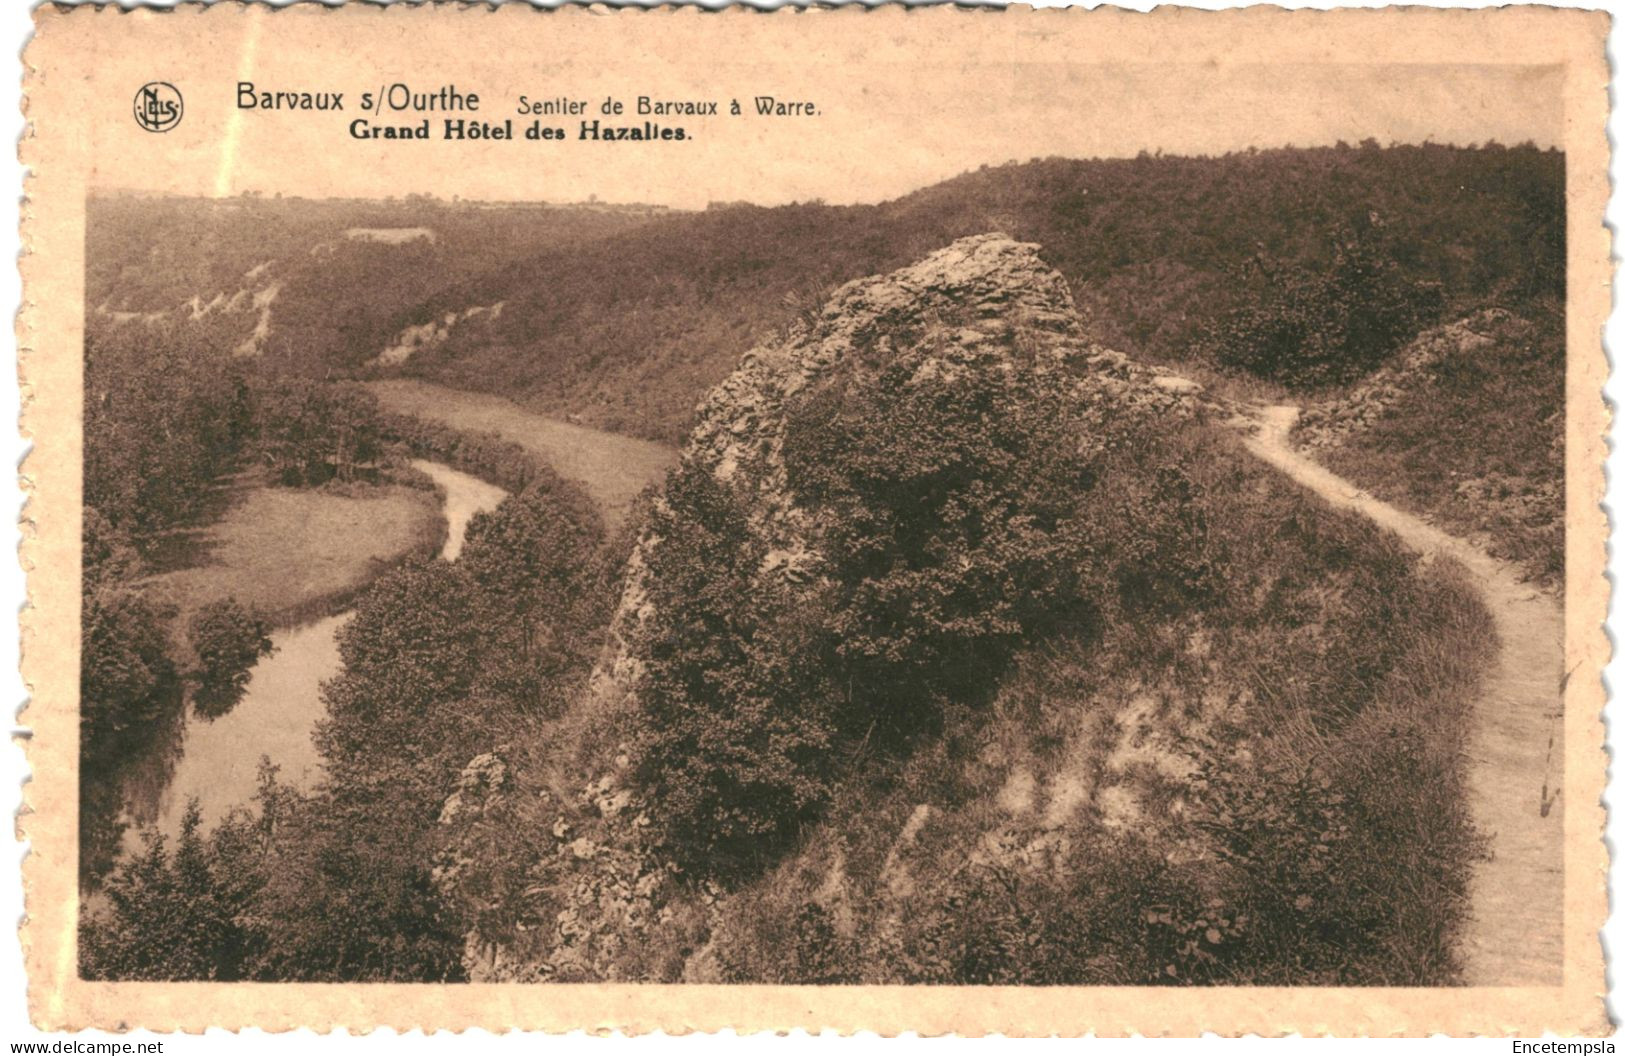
[436,752,509,826]
[585,233,1197,727]
[372,301,505,366]
[437,233,1200,983]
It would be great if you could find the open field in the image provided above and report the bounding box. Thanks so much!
[139,476,446,633]
[367,378,677,528]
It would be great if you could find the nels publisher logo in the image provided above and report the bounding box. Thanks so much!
[134,82,183,133]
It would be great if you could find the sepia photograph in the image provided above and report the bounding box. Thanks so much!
[79,121,1568,991]
[16,2,1611,1037]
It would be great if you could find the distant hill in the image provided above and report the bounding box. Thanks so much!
[379,142,1562,442]
[88,143,1563,445]
[86,194,656,371]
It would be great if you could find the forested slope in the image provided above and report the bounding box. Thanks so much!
[381,142,1561,442]
[86,194,660,373]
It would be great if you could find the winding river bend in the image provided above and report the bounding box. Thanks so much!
[121,461,508,850]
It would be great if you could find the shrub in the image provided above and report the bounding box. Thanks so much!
[377,411,573,498]
[630,464,841,878]
[701,416,1488,987]
[780,336,1123,743]
[1203,223,1443,387]
[82,506,141,587]
[629,312,1239,885]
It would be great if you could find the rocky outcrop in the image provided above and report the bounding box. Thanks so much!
[586,233,1196,720]
[435,233,1199,982]
[1294,309,1514,450]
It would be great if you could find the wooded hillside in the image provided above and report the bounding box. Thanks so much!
[389,142,1562,442]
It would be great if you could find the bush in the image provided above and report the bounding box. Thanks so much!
[377,411,572,498]
[1203,223,1443,387]
[461,485,605,716]
[631,464,841,878]
[82,506,141,587]
[779,335,1126,743]
[187,598,274,718]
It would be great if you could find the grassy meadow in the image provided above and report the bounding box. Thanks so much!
[138,473,446,637]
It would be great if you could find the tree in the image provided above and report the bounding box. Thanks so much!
[84,322,252,534]
[80,802,248,980]
[316,559,483,772]
[187,598,274,718]
[459,484,602,714]
[80,584,178,763]
[82,506,141,588]
[630,464,840,878]
[253,378,382,486]
[230,771,469,983]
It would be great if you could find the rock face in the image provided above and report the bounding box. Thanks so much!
[435,233,1195,982]
[587,232,1192,719]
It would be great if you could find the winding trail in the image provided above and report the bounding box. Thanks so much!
[1239,404,1564,986]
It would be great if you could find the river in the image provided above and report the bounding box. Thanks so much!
[119,461,507,850]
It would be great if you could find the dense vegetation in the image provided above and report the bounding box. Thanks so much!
[81,414,617,980]
[702,426,1490,985]
[394,284,1497,987]
[372,142,1561,441]
[1198,220,1445,386]
[86,145,1562,445]
[186,600,274,718]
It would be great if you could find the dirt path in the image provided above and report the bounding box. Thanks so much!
[1240,404,1564,986]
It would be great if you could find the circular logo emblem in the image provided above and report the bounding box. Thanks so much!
[134,82,183,133]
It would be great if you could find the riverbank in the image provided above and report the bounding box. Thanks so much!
[99,464,510,872]
[368,378,676,529]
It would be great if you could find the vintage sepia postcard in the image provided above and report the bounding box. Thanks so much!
[18,2,1612,1036]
